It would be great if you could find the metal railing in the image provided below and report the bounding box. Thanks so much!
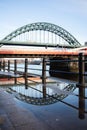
[0,53,87,119]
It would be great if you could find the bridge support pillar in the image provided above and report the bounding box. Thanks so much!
[25,59,28,89]
[14,60,17,84]
[42,58,46,98]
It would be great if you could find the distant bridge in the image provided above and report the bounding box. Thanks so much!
[1,22,81,48]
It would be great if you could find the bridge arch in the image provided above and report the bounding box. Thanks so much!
[2,22,81,47]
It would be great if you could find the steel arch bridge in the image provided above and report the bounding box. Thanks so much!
[2,22,81,47]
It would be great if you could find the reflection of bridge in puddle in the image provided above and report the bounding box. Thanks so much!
[7,82,75,105]
[0,75,87,119]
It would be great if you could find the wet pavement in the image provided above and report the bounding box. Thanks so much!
[0,88,51,130]
[0,87,87,130]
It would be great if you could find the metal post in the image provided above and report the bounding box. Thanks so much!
[8,60,10,80]
[42,58,46,98]
[78,53,85,119]
[0,61,1,71]
[8,60,10,72]
[14,59,17,84]
[3,60,5,71]
[78,53,85,86]
[25,59,28,89]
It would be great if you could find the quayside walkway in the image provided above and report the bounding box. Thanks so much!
[0,88,51,130]
[0,83,87,130]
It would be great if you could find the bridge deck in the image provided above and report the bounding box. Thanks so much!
[0,47,86,58]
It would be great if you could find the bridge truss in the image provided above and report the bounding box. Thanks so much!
[2,22,81,48]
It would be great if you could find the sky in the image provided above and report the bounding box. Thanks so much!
[0,0,87,45]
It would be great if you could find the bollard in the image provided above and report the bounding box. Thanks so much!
[42,58,46,98]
